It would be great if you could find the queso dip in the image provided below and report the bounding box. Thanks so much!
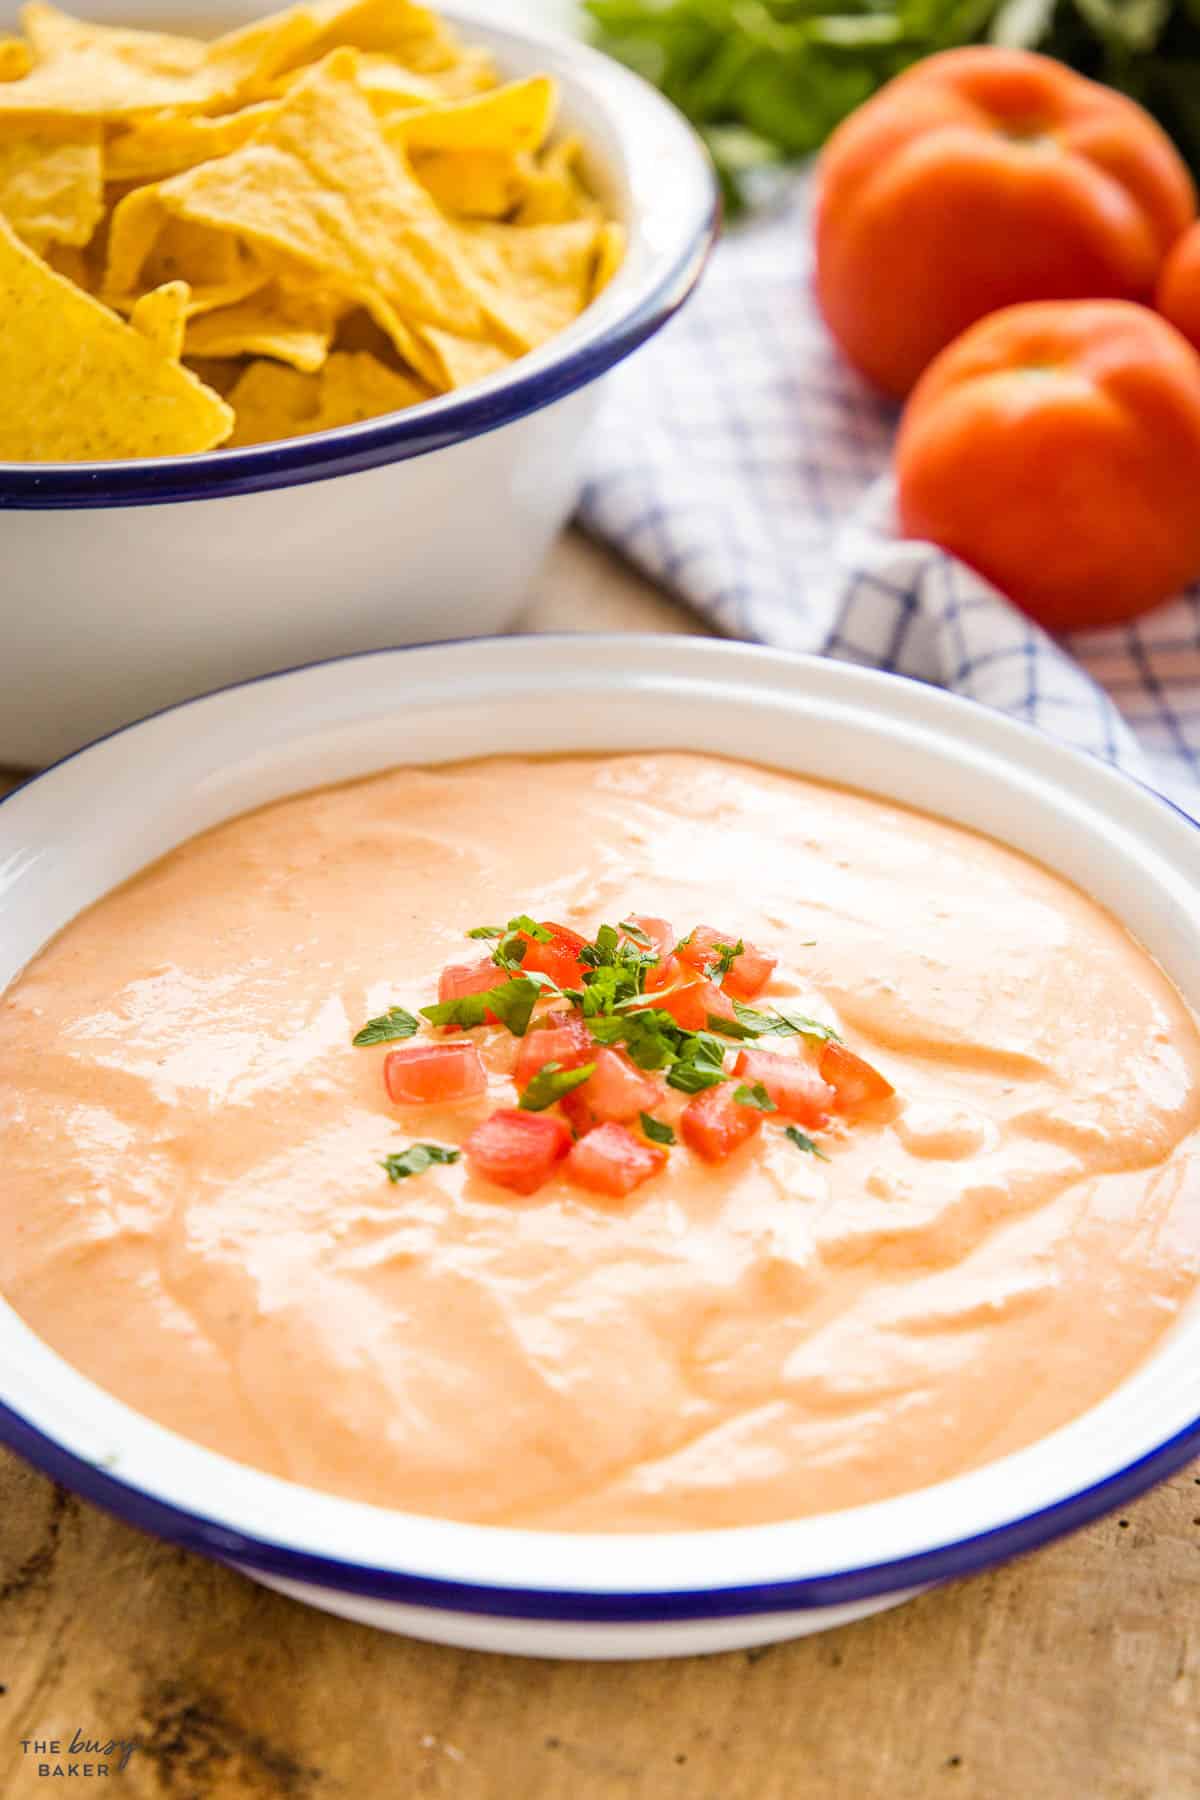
[1,751,1197,1530]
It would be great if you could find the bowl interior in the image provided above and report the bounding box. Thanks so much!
[1,636,1198,1601]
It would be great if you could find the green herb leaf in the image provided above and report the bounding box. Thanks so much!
[666,1030,729,1094]
[588,0,1200,212]
[732,999,842,1042]
[734,1080,777,1112]
[618,919,653,947]
[639,1111,676,1145]
[710,938,744,978]
[380,1143,461,1182]
[352,1006,420,1047]
[785,1125,830,1161]
[420,975,543,1037]
[707,1010,761,1040]
[519,1059,597,1111]
[466,925,504,940]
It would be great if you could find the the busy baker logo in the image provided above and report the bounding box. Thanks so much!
[18,1732,136,1778]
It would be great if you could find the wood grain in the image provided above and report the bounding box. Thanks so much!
[3,535,1198,1799]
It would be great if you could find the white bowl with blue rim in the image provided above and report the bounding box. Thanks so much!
[0,1,717,769]
[1,635,1198,1660]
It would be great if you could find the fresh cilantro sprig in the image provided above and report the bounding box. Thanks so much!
[466,925,504,940]
[640,1111,676,1145]
[732,1000,842,1043]
[352,1005,421,1047]
[586,0,1200,214]
[733,1081,777,1112]
[421,974,545,1037]
[491,915,554,975]
[519,1060,597,1112]
[381,1143,461,1182]
[785,1125,830,1161]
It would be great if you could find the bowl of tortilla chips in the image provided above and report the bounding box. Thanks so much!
[0,0,718,765]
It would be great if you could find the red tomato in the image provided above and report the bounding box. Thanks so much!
[622,915,678,991]
[733,1047,833,1128]
[463,1108,572,1195]
[680,1082,764,1163]
[513,1013,593,1088]
[819,1042,895,1114]
[676,927,777,1000]
[437,955,508,1027]
[384,1040,486,1105]
[559,1046,661,1134]
[519,921,589,989]
[565,1121,667,1197]
[655,978,736,1033]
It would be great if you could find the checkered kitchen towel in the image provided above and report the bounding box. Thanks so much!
[578,178,1200,817]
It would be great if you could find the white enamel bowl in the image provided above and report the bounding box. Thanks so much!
[0,3,717,768]
[1,637,1198,1660]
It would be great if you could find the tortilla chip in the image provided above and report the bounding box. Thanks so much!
[129,277,189,359]
[348,48,493,110]
[0,214,231,458]
[106,52,494,342]
[403,322,511,390]
[0,120,102,249]
[44,238,92,286]
[456,218,608,354]
[515,135,602,226]
[0,0,312,120]
[225,347,432,446]
[296,0,479,75]
[592,221,625,298]
[411,149,530,220]
[0,37,33,80]
[107,209,267,315]
[105,101,281,184]
[184,283,343,372]
[381,76,555,152]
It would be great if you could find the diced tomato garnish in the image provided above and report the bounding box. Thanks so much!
[656,978,737,1033]
[733,1047,833,1128]
[513,1012,593,1088]
[463,1107,572,1196]
[437,955,509,1026]
[559,1046,660,1135]
[564,1121,667,1197]
[622,915,677,991]
[676,926,777,1001]
[819,1042,895,1114]
[518,921,589,990]
[384,1040,486,1106]
[680,1081,764,1162]
[645,954,682,993]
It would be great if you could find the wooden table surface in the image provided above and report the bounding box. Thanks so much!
[3,533,1199,1800]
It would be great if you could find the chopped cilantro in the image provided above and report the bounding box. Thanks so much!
[491,914,554,974]
[733,1081,776,1111]
[784,1125,830,1160]
[706,1010,760,1040]
[466,925,504,940]
[732,999,842,1042]
[519,1059,596,1112]
[352,1006,420,1047]
[421,974,543,1037]
[639,1111,676,1145]
[381,1143,461,1182]
[618,919,653,947]
[710,938,744,978]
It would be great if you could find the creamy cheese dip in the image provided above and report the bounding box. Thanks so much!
[2,752,1198,1530]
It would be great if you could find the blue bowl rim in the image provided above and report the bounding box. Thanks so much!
[0,14,720,513]
[0,634,1197,1624]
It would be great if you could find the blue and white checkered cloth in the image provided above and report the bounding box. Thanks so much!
[579,179,1200,819]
